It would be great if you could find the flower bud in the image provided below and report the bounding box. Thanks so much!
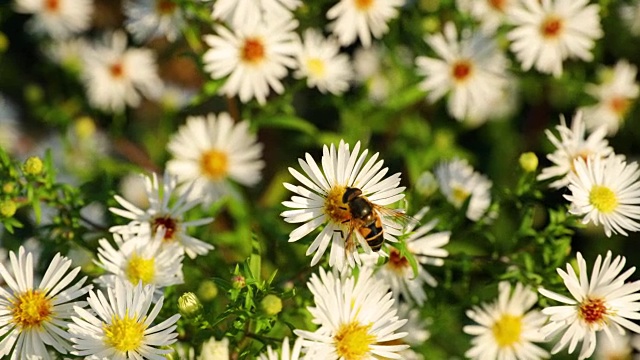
[178,292,202,318]
[260,294,283,316]
[415,171,438,197]
[519,152,538,173]
[231,275,246,289]
[23,156,43,175]
[197,280,219,301]
[0,199,16,218]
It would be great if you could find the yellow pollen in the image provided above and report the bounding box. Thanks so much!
[324,186,350,223]
[126,254,155,285]
[451,185,470,206]
[200,149,229,180]
[334,321,376,360]
[11,290,52,330]
[589,185,618,214]
[354,0,374,10]
[306,58,326,78]
[491,314,522,347]
[541,16,563,39]
[579,297,607,325]
[103,313,146,352]
[241,37,265,64]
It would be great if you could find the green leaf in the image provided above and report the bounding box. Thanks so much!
[254,115,317,136]
[249,235,262,281]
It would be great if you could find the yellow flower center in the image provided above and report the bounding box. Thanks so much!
[241,37,266,64]
[589,185,618,214]
[109,62,125,79]
[200,149,229,180]
[609,97,630,116]
[45,0,60,12]
[489,0,506,11]
[306,58,326,78]
[334,321,376,360]
[324,186,351,223]
[578,297,607,325]
[354,0,374,11]
[11,290,52,330]
[156,0,177,14]
[104,313,146,352]
[126,254,155,285]
[541,16,563,39]
[451,185,470,206]
[451,60,473,82]
[491,314,522,348]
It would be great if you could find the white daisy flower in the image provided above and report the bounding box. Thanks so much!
[326,0,405,48]
[68,279,180,359]
[580,60,639,135]
[365,207,450,305]
[124,0,185,43]
[81,31,163,113]
[202,17,299,105]
[258,337,303,360]
[435,158,492,221]
[212,0,301,28]
[507,0,603,77]
[95,233,184,298]
[415,22,509,122]
[594,330,632,360]
[294,29,353,95]
[620,1,640,37]
[13,0,93,39]
[294,267,409,359]
[564,155,640,237]
[538,112,613,189]
[280,140,406,269]
[109,171,214,259]
[44,37,88,74]
[0,246,92,359]
[464,281,549,360]
[538,252,640,360]
[166,112,265,207]
[456,0,517,34]
[199,337,230,360]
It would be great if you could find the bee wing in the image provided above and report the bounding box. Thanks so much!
[373,205,420,231]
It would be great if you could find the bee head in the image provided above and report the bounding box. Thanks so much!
[342,187,363,204]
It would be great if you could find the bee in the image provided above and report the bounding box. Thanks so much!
[338,187,415,253]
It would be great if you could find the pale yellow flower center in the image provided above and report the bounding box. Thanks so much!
[11,290,52,330]
[451,185,470,206]
[126,254,155,285]
[578,297,607,325]
[491,314,522,347]
[452,60,473,82]
[306,58,326,78]
[200,149,229,180]
[354,0,374,11]
[241,37,266,64]
[334,321,376,360]
[156,0,177,14]
[104,313,146,352]
[540,16,564,39]
[324,186,351,223]
[589,185,618,214]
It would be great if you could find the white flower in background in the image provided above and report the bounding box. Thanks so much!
[109,171,214,258]
[294,29,353,95]
[594,330,632,360]
[212,0,301,28]
[538,112,613,189]
[415,22,509,122]
[82,31,163,112]
[44,37,88,73]
[294,267,409,359]
[280,140,406,269]
[435,158,492,221]
[160,82,197,111]
[118,172,151,210]
[124,0,185,43]
[327,0,405,48]
[199,337,230,360]
[95,233,184,297]
[507,0,602,77]
[393,303,430,359]
[258,337,303,360]
[538,252,640,360]
[166,113,265,207]
[464,281,549,360]
[202,17,299,105]
[353,45,391,101]
[0,95,20,154]
[69,280,180,359]
[580,60,639,135]
[0,247,92,358]
[13,0,93,39]
[365,207,450,305]
[456,0,517,33]
[620,1,640,36]
[564,155,640,237]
